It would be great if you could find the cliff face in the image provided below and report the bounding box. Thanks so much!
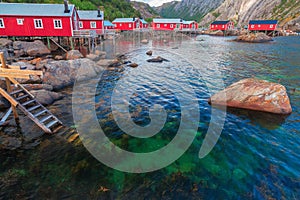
[200,0,300,30]
[131,1,159,19]
[155,0,223,21]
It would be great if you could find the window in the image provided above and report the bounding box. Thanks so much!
[17,19,24,25]
[34,19,43,28]
[164,24,167,27]
[258,24,261,28]
[222,25,225,28]
[270,24,274,28]
[170,24,173,28]
[79,21,83,28]
[156,24,160,28]
[0,18,4,28]
[129,23,132,28]
[212,25,214,28]
[251,25,254,28]
[90,21,96,28]
[119,23,122,27]
[54,19,62,29]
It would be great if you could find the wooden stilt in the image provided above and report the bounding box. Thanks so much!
[47,37,51,49]
[0,52,19,120]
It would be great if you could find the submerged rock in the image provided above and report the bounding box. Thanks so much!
[147,56,169,63]
[146,50,152,56]
[235,33,273,43]
[141,39,149,44]
[128,63,138,68]
[209,78,292,114]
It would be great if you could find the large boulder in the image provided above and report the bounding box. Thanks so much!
[235,33,273,43]
[0,38,13,47]
[13,40,50,56]
[66,50,83,60]
[209,78,292,115]
[42,58,101,90]
[30,89,64,105]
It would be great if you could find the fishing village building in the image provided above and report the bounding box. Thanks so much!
[141,19,149,29]
[182,20,198,30]
[248,20,278,31]
[104,20,115,30]
[152,18,183,31]
[77,9,104,35]
[0,1,79,37]
[112,18,143,31]
[210,20,234,31]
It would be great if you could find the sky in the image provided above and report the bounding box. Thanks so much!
[133,0,181,7]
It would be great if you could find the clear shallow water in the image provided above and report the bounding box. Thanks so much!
[1,35,300,199]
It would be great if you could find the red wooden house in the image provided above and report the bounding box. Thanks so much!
[210,20,234,31]
[248,20,278,31]
[0,1,79,37]
[104,20,115,30]
[140,19,149,29]
[78,9,104,35]
[112,18,142,31]
[152,18,183,31]
[182,21,198,30]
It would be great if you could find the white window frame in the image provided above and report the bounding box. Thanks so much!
[79,21,83,28]
[17,18,24,25]
[119,23,122,27]
[270,24,274,28]
[0,18,4,28]
[34,19,43,29]
[222,25,225,28]
[251,25,254,28]
[129,23,132,28]
[258,24,261,28]
[53,19,62,29]
[164,24,167,27]
[170,24,173,28]
[157,24,160,28]
[90,21,96,29]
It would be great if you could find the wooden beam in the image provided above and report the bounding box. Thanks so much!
[0,87,18,107]
[0,73,30,79]
[0,68,43,76]
[7,65,21,69]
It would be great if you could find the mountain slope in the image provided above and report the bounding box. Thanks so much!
[3,0,141,21]
[131,1,159,20]
[200,0,300,29]
[155,0,224,21]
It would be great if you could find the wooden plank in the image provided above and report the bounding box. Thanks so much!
[0,73,30,79]
[0,68,43,76]
[0,87,18,107]
[7,65,21,69]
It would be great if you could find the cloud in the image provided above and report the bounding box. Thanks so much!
[133,0,181,7]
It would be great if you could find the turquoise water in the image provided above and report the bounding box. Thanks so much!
[1,35,299,199]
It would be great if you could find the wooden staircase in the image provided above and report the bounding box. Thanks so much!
[7,84,63,134]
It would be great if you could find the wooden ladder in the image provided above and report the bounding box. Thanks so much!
[2,84,63,134]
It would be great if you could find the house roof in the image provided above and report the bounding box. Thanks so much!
[249,20,278,24]
[141,19,148,24]
[211,20,230,25]
[183,20,196,25]
[112,18,139,23]
[0,3,75,17]
[104,20,115,27]
[78,10,104,20]
[153,18,183,23]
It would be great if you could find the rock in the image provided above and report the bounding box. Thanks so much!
[128,63,138,68]
[11,61,36,70]
[146,50,152,56]
[86,53,102,62]
[141,39,149,44]
[0,38,13,47]
[94,50,106,58]
[30,89,64,105]
[209,78,292,114]
[28,57,42,66]
[147,56,169,63]
[0,135,22,150]
[43,58,100,89]
[54,55,64,60]
[66,50,83,60]
[13,40,50,56]
[97,59,119,67]
[20,84,53,91]
[235,33,273,43]
[210,30,224,36]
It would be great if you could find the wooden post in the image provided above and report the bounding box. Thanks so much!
[47,37,51,50]
[70,37,74,50]
[0,52,18,120]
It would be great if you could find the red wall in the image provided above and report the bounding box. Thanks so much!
[113,21,139,31]
[182,22,198,29]
[210,22,234,31]
[0,15,73,37]
[79,20,103,30]
[152,23,182,31]
[248,24,277,31]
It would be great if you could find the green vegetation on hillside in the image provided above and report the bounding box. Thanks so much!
[3,0,141,21]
